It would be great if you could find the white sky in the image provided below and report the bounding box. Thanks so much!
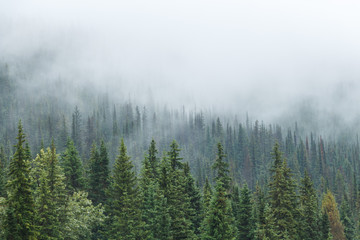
[1,0,360,121]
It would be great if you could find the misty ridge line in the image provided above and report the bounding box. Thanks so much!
[1,58,360,147]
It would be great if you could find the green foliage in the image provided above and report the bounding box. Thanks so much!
[61,138,85,193]
[212,142,231,191]
[267,143,299,239]
[299,171,321,240]
[88,140,109,205]
[238,184,254,240]
[203,181,237,240]
[5,121,38,239]
[106,138,144,239]
[63,191,105,240]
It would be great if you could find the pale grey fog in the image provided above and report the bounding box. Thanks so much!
[1,0,360,127]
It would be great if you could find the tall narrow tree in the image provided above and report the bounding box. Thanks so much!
[106,139,144,239]
[5,121,38,239]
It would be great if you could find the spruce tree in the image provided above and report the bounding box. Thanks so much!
[106,138,144,239]
[88,140,109,205]
[184,162,203,235]
[267,142,299,239]
[203,143,236,240]
[5,121,38,239]
[212,142,231,191]
[166,141,194,239]
[61,138,85,193]
[203,180,237,240]
[322,190,346,240]
[340,194,354,240]
[238,184,254,240]
[299,171,320,240]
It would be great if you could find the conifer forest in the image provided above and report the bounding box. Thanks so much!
[1,1,360,240]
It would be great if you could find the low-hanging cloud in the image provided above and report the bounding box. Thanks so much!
[1,0,360,125]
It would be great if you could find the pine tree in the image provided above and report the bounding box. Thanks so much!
[184,162,203,235]
[322,190,346,240]
[5,121,38,239]
[299,170,320,240]
[147,139,159,180]
[61,138,85,193]
[203,143,236,240]
[203,180,237,240]
[106,138,144,239]
[238,183,254,240]
[212,142,231,191]
[166,141,194,239]
[33,142,67,240]
[340,194,354,240]
[267,142,299,239]
[88,140,109,205]
[203,177,213,212]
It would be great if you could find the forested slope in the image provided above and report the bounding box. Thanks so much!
[0,63,359,239]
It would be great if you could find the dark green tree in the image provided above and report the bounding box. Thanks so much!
[88,140,109,205]
[267,142,299,239]
[184,162,203,235]
[61,138,85,193]
[5,121,38,239]
[299,170,320,240]
[106,139,144,239]
[238,184,254,240]
[340,194,355,240]
[212,142,231,191]
[166,141,194,239]
[33,142,67,240]
[203,181,237,240]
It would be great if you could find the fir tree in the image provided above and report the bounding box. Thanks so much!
[340,194,354,240]
[267,142,299,239]
[299,170,320,240]
[238,183,254,240]
[166,141,194,239]
[322,190,346,240]
[203,180,237,240]
[88,140,109,205]
[33,142,67,240]
[212,142,231,191]
[106,138,144,239]
[5,121,38,239]
[61,138,85,193]
[184,162,203,235]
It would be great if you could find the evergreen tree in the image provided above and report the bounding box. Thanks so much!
[106,138,144,239]
[5,121,38,239]
[203,177,213,212]
[61,138,85,193]
[33,142,67,240]
[238,184,254,240]
[203,180,237,240]
[88,140,109,205]
[322,190,346,240]
[340,194,355,240]
[184,162,203,235]
[267,142,299,239]
[299,171,320,240]
[147,139,159,180]
[203,143,236,240]
[166,141,194,239]
[212,142,231,191]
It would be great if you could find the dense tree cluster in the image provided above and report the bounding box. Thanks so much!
[1,63,360,239]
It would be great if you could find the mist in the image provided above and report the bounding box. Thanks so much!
[1,0,360,126]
